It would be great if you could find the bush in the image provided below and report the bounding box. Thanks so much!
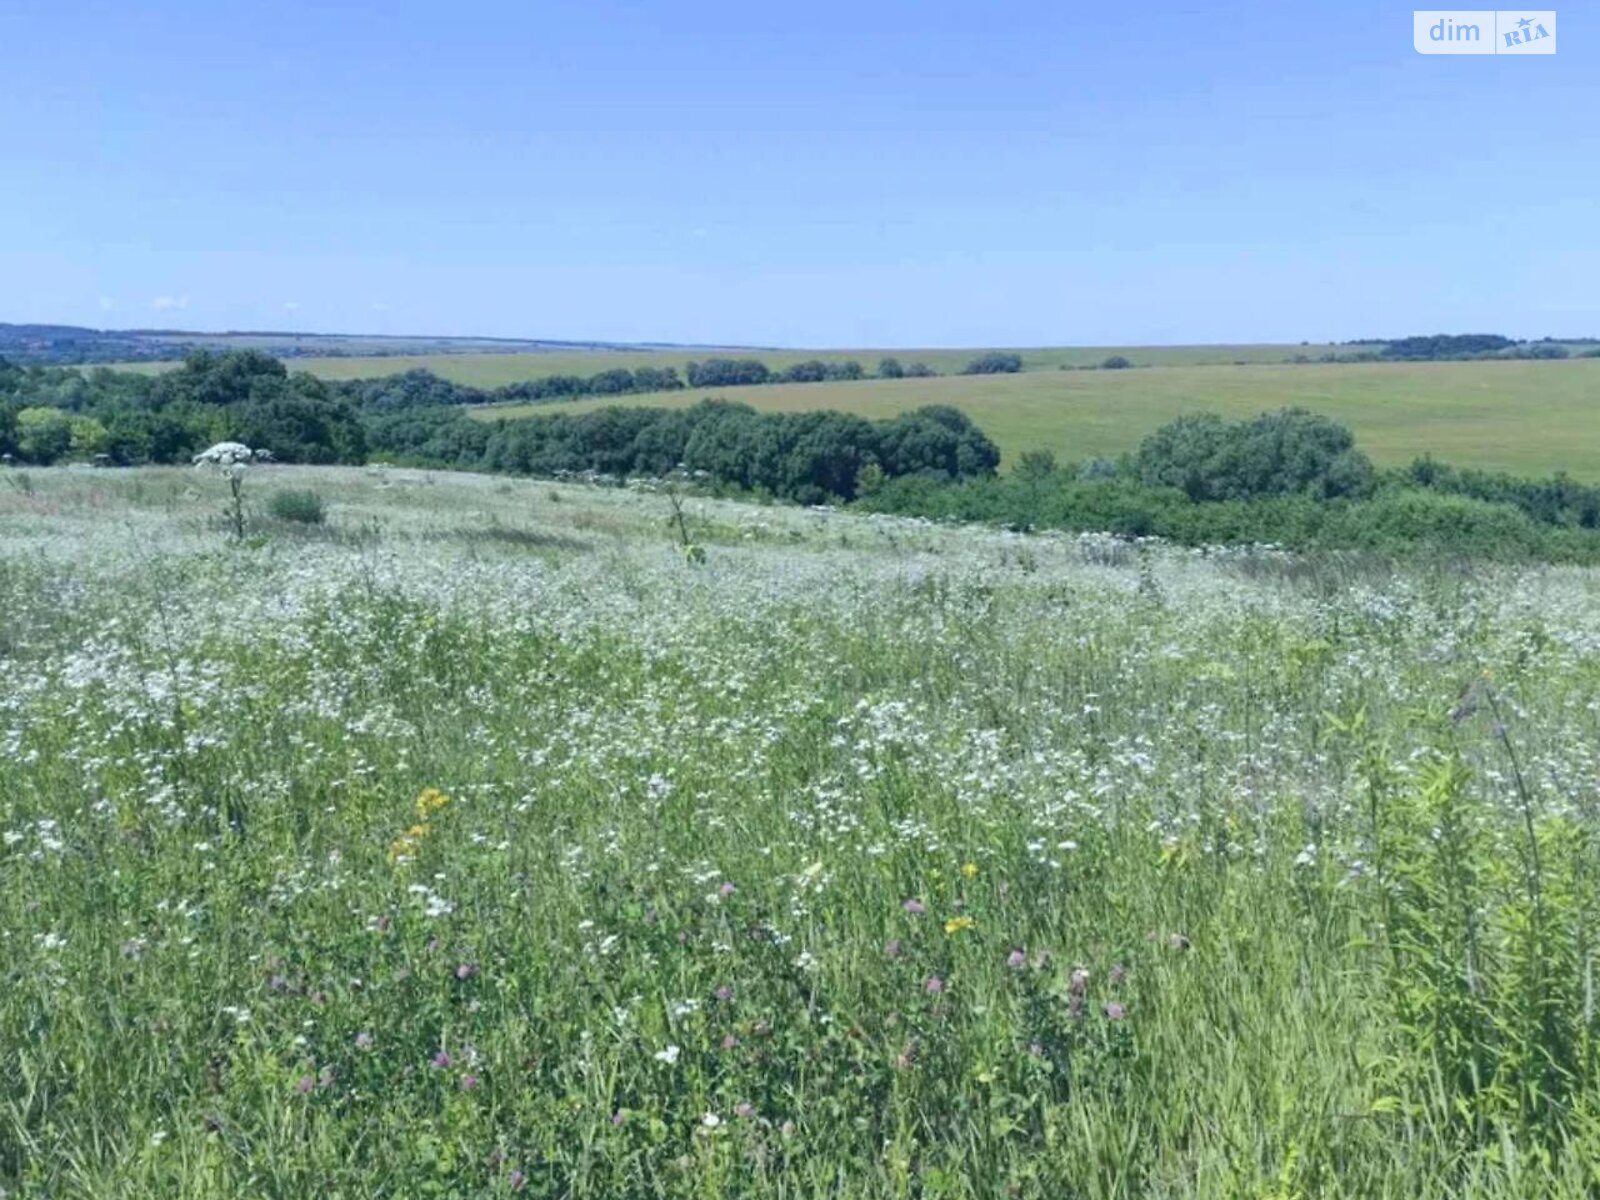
[1014,449,1058,480]
[268,489,328,525]
[1136,408,1374,502]
[1101,355,1132,370]
[685,359,771,388]
[961,352,1023,375]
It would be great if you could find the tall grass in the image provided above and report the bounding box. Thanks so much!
[3,467,1600,1196]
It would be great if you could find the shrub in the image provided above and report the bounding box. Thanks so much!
[961,351,1023,375]
[1101,355,1132,370]
[1014,449,1058,480]
[1136,408,1375,502]
[268,488,328,525]
[685,359,772,388]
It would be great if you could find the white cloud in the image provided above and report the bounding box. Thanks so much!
[152,295,190,311]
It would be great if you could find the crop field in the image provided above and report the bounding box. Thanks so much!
[5,464,1600,1196]
[107,342,1352,383]
[477,358,1600,479]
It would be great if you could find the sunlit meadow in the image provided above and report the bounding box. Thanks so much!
[4,465,1600,1197]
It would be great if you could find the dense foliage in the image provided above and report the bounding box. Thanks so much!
[861,409,1600,563]
[1382,333,1516,359]
[961,351,1024,375]
[683,357,914,388]
[775,359,865,383]
[497,366,687,404]
[1134,408,1375,501]
[0,350,366,466]
[463,400,1002,503]
[684,359,773,388]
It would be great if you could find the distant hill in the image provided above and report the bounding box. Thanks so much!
[0,323,740,366]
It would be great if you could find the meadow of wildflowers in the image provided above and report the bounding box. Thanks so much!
[4,465,1600,1197]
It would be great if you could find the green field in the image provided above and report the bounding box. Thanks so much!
[7,466,1600,1195]
[473,358,1600,478]
[109,342,1352,383]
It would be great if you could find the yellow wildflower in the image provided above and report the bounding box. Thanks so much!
[416,788,450,818]
[961,862,979,879]
[944,915,976,935]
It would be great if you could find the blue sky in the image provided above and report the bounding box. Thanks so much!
[1,0,1594,346]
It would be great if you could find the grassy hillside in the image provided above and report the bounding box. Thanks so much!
[473,358,1600,478]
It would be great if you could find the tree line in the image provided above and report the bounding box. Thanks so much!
[0,347,993,470]
[369,399,1001,504]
